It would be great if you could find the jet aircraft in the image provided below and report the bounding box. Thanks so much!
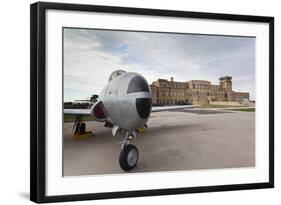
[64,70,194,171]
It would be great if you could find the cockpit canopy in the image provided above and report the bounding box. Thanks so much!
[127,76,150,94]
[108,70,126,81]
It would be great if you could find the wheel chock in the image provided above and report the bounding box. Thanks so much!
[73,131,94,140]
[137,127,145,133]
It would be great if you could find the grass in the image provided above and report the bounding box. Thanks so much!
[64,114,95,122]
[227,108,255,112]
[201,104,246,108]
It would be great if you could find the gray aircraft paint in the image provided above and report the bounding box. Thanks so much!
[64,70,195,133]
[97,71,151,131]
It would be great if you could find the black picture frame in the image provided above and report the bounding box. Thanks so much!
[30,2,274,203]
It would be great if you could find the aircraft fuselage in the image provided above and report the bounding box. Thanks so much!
[91,71,152,131]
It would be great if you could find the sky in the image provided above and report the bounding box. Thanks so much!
[64,28,255,102]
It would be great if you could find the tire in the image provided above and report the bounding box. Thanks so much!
[80,122,86,133]
[119,144,139,171]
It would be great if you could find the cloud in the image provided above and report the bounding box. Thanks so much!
[63,28,255,101]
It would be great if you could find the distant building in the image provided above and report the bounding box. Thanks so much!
[150,76,250,105]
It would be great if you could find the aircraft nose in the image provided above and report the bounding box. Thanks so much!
[136,98,152,119]
[127,76,150,93]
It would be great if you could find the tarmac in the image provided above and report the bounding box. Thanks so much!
[63,108,255,176]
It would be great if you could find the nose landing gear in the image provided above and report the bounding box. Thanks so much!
[119,144,139,171]
[118,131,139,171]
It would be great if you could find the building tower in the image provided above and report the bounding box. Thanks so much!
[219,76,232,91]
[219,76,232,101]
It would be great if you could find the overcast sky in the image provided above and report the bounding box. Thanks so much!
[64,28,255,102]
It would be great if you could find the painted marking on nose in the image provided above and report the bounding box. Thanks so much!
[136,98,152,119]
[127,76,150,94]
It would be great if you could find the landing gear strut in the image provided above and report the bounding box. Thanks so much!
[73,121,86,134]
[72,116,86,134]
[119,131,139,171]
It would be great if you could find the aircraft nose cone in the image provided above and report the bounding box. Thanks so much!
[136,98,152,119]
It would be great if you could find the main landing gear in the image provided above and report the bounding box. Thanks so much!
[118,131,139,171]
[72,116,93,140]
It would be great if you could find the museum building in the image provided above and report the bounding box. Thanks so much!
[149,76,250,105]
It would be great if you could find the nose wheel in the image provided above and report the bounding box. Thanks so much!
[119,144,139,171]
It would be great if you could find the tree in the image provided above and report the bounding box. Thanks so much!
[90,94,99,103]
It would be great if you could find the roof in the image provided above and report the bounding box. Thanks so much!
[219,76,232,81]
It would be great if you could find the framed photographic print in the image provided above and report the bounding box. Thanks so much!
[30,2,274,203]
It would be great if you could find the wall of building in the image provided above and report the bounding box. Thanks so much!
[232,92,250,103]
[150,76,250,106]
[209,101,242,106]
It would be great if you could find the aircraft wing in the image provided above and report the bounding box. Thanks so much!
[151,105,196,112]
[64,105,196,117]
[64,109,91,116]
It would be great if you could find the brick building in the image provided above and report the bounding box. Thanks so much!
[150,76,250,105]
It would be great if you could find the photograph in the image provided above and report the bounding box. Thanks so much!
[63,28,256,176]
[30,2,274,202]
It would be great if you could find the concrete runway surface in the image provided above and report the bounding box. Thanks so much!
[63,109,255,176]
